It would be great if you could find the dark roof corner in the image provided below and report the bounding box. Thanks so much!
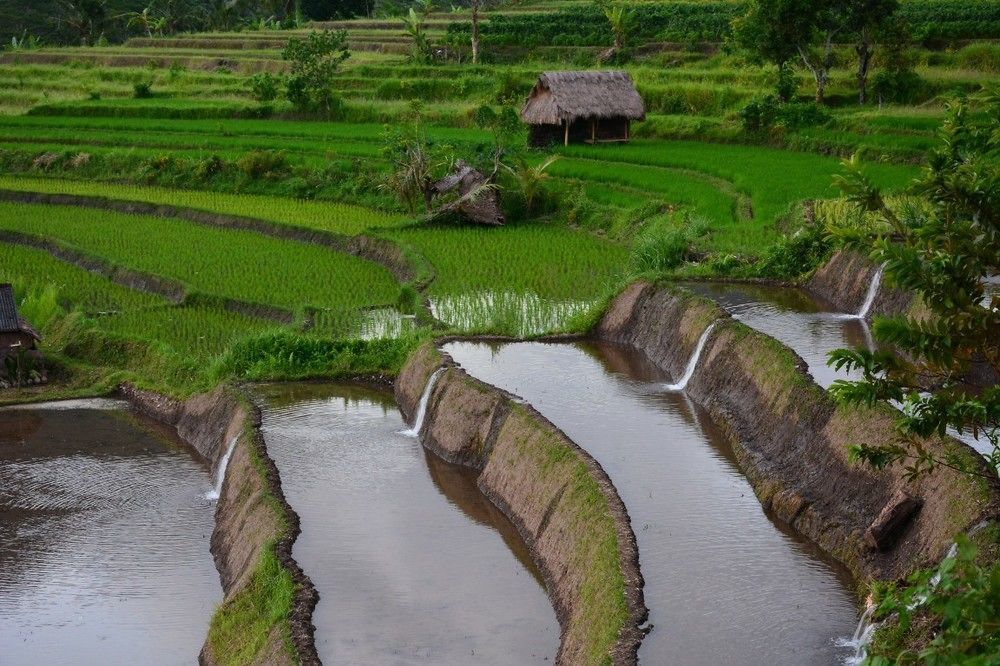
[0,283,41,341]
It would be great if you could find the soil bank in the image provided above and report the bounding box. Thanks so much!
[395,342,647,666]
[593,282,998,582]
[121,383,317,665]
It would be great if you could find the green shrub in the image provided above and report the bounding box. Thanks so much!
[754,225,831,279]
[739,95,830,132]
[247,72,281,104]
[631,224,689,274]
[739,94,780,133]
[236,150,289,180]
[871,69,924,105]
[133,81,154,99]
[954,43,1000,73]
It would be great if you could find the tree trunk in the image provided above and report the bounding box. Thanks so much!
[797,30,837,105]
[471,0,480,65]
[856,28,874,105]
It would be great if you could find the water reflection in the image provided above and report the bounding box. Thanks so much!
[256,383,558,664]
[683,282,994,456]
[445,341,859,665]
[0,405,219,665]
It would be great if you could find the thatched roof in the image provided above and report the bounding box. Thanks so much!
[0,284,39,341]
[520,70,646,125]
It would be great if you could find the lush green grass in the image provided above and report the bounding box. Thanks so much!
[384,223,628,300]
[558,139,918,251]
[0,176,408,234]
[0,201,401,314]
[0,242,165,313]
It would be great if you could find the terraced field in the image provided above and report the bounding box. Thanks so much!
[0,0,993,394]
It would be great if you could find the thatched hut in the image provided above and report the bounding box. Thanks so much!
[0,283,44,387]
[520,70,646,147]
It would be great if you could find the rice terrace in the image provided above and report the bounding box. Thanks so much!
[0,0,997,663]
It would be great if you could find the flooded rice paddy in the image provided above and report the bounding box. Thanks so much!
[445,340,859,665]
[0,400,219,664]
[257,383,559,664]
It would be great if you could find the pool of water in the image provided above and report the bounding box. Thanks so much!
[256,383,559,664]
[684,282,994,456]
[0,401,219,664]
[444,340,859,665]
[681,282,873,389]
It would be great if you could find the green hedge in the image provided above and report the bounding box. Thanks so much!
[446,0,1000,47]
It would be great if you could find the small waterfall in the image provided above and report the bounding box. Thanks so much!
[401,367,445,438]
[854,265,884,319]
[838,602,878,665]
[205,435,238,501]
[838,541,961,664]
[664,322,716,391]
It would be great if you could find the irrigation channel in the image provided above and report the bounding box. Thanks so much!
[256,382,559,664]
[683,281,994,457]
[0,399,219,664]
[444,339,860,664]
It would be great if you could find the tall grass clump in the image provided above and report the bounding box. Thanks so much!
[211,332,421,381]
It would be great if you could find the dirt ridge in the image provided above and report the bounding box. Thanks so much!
[396,343,648,665]
[594,282,999,582]
[119,382,319,665]
[0,228,296,323]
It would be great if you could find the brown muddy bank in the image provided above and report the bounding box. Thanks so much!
[396,343,647,666]
[806,249,914,318]
[120,383,317,665]
[594,282,998,582]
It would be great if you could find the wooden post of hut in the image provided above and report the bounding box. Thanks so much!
[520,71,646,148]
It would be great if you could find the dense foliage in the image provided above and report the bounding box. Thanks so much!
[828,94,999,478]
[445,0,1000,48]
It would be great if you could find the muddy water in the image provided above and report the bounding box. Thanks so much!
[0,400,219,664]
[257,383,558,664]
[445,341,859,665]
[682,282,873,389]
[685,282,995,456]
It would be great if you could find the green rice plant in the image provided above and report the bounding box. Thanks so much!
[430,290,598,337]
[99,305,280,360]
[0,176,409,234]
[557,139,917,253]
[0,202,401,315]
[0,242,165,313]
[383,223,628,301]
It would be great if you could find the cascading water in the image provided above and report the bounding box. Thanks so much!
[664,322,716,391]
[838,602,877,666]
[854,265,884,319]
[401,367,445,438]
[839,542,961,664]
[205,435,238,501]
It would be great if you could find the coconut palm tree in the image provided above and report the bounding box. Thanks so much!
[506,155,559,215]
[603,2,634,52]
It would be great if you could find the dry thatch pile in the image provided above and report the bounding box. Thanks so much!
[430,160,504,225]
[520,70,646,126]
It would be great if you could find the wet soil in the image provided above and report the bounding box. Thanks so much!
[444,340,860,665]
[256,382,559,664]
[0,400,219,664]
